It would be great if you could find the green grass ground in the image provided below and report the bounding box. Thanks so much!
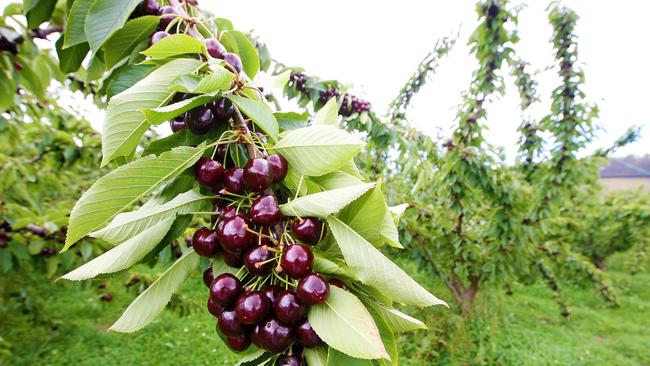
[1,254,648,366]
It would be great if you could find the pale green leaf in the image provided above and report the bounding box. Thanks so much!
[142,94,215,125]
[308,287,388,360]
[107,64,156,100]
[365,301,427,333]
[311,170,362,190]
[220,30,260,79]
[228,95,279,142]
[379,210,403,249]
[103,15,160,69]
[313,98,339,126]
[280,183,375,218]
[64,0,94,47]
[110,250,200,332]
[304,347,328,366]
[270,125,364,177]
[141,33,206,58]
[389,204,409,224]
[327,217,447,308]
[326,349,372,366]
[85,0,142,51]
[193,66,233,93]
[313,253,353,278]
[258,70,291,91]
[235,350,273,366]
[338,181,387,244]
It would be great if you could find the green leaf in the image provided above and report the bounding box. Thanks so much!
[91,190,210,244]
[379,210,403,249]
[326,349,372,366]
[61,218,174,281]
[275,111,308,131]
[388,204,409,225]
[366,304,398,366]
[55,36,89,73]
[308,286,388,360]
[304,347,328,366]
[313,98,339,126]
[235,350,273,366]
[270,125,364,177]
[85,0,142,51]
[142,94,215,125]
[193,66,233,93]
[109,250,200,332]
[280,183,375,218]
[64,0,94,47]
[141,33,206,59]
[103,15,160,69]
[106,64,155,100]
[101,58,201,166]
[311,170,362,190]
[25,0,56,29]
[0,70,15,110]
[65,145,207,249]
[365,301,427,333]
[338,181,387,244]
[228,95,279,142]
[327,216,447,308]
[313,253,353,278]
[220,30,260,79]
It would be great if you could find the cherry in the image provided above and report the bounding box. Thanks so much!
[296,273,329,305]
[224,52,243,73]
[223,249,245,268]
[224,168,245,194]
[218,307,246,337]
[185,106,214,135]
[192,227,220,258]
[158,6,179,29]
[274,291,307,324]
[295,319,323,348]
[207,297,223,318]
[263,285,279,306]
[204,38,226,59]
[244,246,274,276]
[226,334,251,352]
[170,116,185,132]
[195,157,224,187]
[202,265,214,287]
[219,216,253,251]
[329,279,348,291]
[212,99,234,123]
[235,291,271,325]
[209,273,242,306]
[140,0,160,15]
[291,218,323,244]
[254,317,294,353]
[266,154,288,183]
[150,31,169,45]
[220,206,247,222]
[250,195,282,225]
[281,245,313,278]
[41,247,56,257]
[276,355,304,366]
[243,158,274,192]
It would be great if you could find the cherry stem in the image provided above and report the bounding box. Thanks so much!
[167,0,202,39]
[245,227,279,245]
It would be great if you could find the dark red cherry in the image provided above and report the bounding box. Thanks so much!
[209,273,242,306]
[226,334,251,352]
[204,38,226,59]
[274,291,307,324]
[266,154,288,183]
[158,6,179,29]
[170,116,185,132]
[329,279,348,291]
[263,285,279,305]
[224,168,245,194]
[220,206,247,222]
[295,319,323,348]
[244,246,274,276]
[291,217,323,244]
[150,30,169,45]
[195,157,224,186]
[255,317,294,353]
[224,52,243,73]
[207,297,223,318]
[202,265,214,287]
[185,106,214,135]
[281,245,313,278]
[243,158,274,192]
[192,227,220,258]
[140,0,160,15]
[235,291,271,325]
[276,355,304,366]
[212,98,234,123]
[223,249,244,268]
[218,307,246,337]
[296,273,329,305]
[250,195,281,225]
[219,216,253,251]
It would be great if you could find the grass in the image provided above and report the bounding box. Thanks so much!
[1,253,648,366]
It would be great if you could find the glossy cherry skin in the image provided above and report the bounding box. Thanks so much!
[295,319,323,348]
[224,168,245,194]
[226,334,251,352]
[291,217,323,244]
[224,52,243,73]
[250,195,282,225]
[170,116,185,132]
[223,249,245,268]
[266,154,288,183]
[150,31,169,45]
[244,246,274,276]
[276,355,304,366]
[202,265,214,287]
[296,273,329,305]
[263,285,279,306]
[207,297,223,318]
[235,291,271,325]
[274,291,307,325]
[204,38,227,59]
[243,158,274,192]
[218,307,246,337]
[329,278,348,291]
[220,206,248,222]
[254,317,294,353]
[281,245,313,278]
[219,216,253,251]
[140,0,160,15]
[209,273,242,307]
[195,157,224,186]
[192,227,220,258]
[158,6,179,29]
[212,98,234,123]
[185,106,214,135]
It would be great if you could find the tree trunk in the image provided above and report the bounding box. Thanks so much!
[446,274,479,316]
[596,257,607,272]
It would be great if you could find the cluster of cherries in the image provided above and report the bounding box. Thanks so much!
[288,72,371,117]
[0,221,11,249]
